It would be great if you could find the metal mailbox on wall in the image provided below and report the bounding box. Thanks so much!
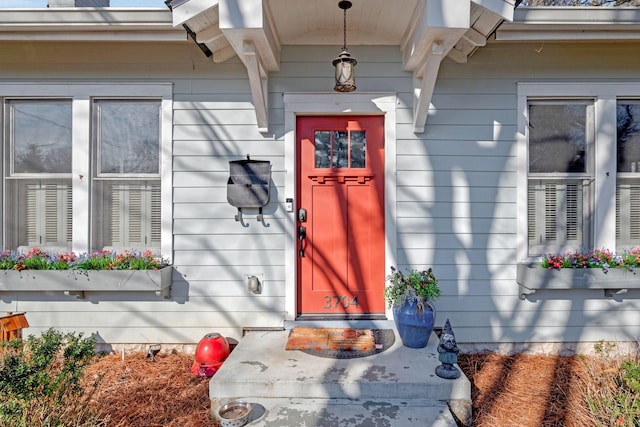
[227,156,271,221]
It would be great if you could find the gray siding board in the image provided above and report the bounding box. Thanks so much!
[173,250,285,266]
[173,171,284,187]
[172,203,284,219]
[396,170,516,187]
[396,139,516,157]
[173,265,285,282]
[397,124,518,141]
[173,219,285,235]
[435,294,640,310]
[397,217,516,234]
[397,186,516,203]
[397,248,515,266]
[173,234,284,251]
[397,201,515,218]
[173,156,285,172]
[172,124,286,141]
[173,140,285,157]
[397,154,516,172]
[399,233,515,250]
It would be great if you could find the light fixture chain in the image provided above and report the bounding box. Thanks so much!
[343,5,347,50]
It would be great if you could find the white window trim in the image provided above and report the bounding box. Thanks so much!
[0,83,173,262]
[283,93,397,321]
[517,82,640,262]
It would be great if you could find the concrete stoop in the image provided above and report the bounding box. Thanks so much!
[209,328,470,426]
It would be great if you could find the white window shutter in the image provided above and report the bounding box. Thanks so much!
[528,181,583,255]
[24,182,72,248]
[106,182,160,250]
[616,181,640,248]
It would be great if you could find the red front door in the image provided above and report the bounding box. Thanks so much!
[297,116,385,316]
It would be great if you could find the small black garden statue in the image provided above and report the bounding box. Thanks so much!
[435,318,461,379]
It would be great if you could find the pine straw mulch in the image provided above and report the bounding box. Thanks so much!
[457,353,596,427]
[82,351,627,426]
[83,352,212,427]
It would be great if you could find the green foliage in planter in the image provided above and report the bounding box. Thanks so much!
[0,248,168,271]
[384,266,440,309]
[0,329,104,426]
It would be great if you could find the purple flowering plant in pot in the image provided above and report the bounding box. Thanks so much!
[384,266,441,349]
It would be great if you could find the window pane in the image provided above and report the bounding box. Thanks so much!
[529,104,587,173]
[333,131,348,168]
[314,131,331,168]
[350,131,366,168]
[8,100,72,174]
[96,100,160,174]
[617,103,640,172]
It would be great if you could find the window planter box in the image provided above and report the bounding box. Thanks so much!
[0,267,172,299]
[517,263,640,299]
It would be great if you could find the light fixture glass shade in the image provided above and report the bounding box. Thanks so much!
[333,50,357,92]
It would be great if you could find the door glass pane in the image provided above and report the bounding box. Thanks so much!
[529,103,587,173]
[350,131,366,168]
[617,103,640,172]
[333,131,348,168]
[96,100,160,175]
[8,100,72,174]
[314,131,331,168]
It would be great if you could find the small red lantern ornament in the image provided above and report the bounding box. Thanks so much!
[191,333,231,377]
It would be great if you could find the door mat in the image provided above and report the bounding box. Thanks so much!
[285,327,395,359]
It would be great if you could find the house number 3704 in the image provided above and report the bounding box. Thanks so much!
[323,295,359,310]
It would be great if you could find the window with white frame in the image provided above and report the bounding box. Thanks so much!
[616,101,640,250]
[526,100,594,256]
[518,83,640,261]
[91,100,161,252]
[1,83,172,257]
[4,99,73,252]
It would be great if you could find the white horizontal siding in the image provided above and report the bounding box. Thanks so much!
[398,39,640,346]
[2,37,640,348]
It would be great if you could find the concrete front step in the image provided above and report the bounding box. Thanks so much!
[211,397,459,427]
[209,328,470,426]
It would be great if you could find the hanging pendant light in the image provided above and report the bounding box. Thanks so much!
[332,0,357,92]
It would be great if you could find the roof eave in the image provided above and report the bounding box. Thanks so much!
[0,8,186,42]
[496,6,640,41]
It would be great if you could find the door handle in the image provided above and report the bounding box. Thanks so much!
[298,226,306,257]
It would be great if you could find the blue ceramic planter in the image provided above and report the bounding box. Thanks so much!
[392,300,436,348]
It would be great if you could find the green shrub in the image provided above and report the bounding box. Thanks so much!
[622,360,640,393]
[0,329,105,427]
[584,342,640,427]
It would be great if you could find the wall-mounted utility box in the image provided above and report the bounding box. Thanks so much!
[227,157,271,221]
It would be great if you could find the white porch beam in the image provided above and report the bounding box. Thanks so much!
[218,0,280,71]
[402,0,471,132]
[197,23,224,44]
[462,27,487,47]
[171,0,218,27]
[212,45,237,63]
[402,0,470,72]
[471,0,515,21]
[243,41,269,133]
[218,0,281,132]
[413,42,444,133]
